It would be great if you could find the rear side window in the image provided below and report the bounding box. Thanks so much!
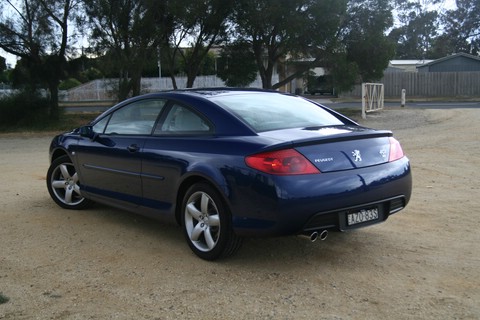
[156,104,212,134]
[211,93,344,132]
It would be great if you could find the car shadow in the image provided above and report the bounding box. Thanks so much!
[44,198,393,267]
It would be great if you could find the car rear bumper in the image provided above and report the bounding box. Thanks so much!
[229,157,412,237]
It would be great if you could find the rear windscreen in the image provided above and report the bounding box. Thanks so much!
[211,93,344,132]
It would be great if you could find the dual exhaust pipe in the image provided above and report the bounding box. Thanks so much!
[299,229,328,242]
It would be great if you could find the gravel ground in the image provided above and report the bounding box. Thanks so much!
[0,106,479,319]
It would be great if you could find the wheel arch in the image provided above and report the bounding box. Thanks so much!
[50,148,70,163]
[174,174,231,226]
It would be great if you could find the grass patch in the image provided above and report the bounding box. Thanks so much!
[0,112,100,134]
[0,293,9,304]
[0,91,101,134]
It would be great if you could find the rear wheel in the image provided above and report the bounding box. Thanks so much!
[46,155,92,210]
[181,182,242,260]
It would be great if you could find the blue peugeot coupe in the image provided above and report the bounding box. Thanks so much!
[47,89,412,260]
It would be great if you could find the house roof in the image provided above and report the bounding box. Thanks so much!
[417,53,480,68]
[389,60,433,66]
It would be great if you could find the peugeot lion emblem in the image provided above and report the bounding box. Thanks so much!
[352,150,362,162]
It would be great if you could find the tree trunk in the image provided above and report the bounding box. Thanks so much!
[131,72,142,97]
[186,68,197,88]
[48,81,60,121]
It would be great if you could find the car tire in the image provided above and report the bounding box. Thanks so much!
[181,182,243,260]
[46,155,92,210]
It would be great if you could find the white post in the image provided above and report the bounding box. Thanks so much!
[361,83,366,119]
[401,89,406,108]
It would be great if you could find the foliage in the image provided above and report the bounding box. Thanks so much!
[0,56,5,72]
[389,0,440,59]
[0,91,51,129]
[440,0,480,55]
[217,41,258,87]
[83,0,165,100]
[64,56,104,82]
[164,0,233,88]
[59,78,82,90]
[343,0,396,82]
[178,50,217,77]
[234,0,347,89]
[0,56,8,83]
[1,0,479,106]
[0,0,82,120]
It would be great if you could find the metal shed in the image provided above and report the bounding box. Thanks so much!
[417,53,480,72]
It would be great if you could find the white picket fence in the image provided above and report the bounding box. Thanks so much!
[59,75,277,102]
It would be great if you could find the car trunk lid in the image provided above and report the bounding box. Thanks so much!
[259,126,393,172]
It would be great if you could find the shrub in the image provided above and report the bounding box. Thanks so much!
[0,91,51,129]
[59,78,82,90]
[0,293,9,304]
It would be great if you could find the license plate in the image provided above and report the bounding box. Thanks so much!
[347,207,379,226]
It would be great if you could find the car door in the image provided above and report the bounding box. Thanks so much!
[141,103,214,212]
[75,98,166,206]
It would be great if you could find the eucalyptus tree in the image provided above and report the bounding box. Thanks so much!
[0,0,82,119]
[233,0,347,89]
[232,0,395,91]
[163,0,233,88]
[83,0,168,100]
[388,0,441,59]
[216,40,258,87]
[342,0,396,82]
[440,0,480,55]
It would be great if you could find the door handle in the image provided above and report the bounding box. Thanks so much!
[127,144,140,153]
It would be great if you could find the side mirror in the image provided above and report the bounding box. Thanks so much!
[79,125,96,140]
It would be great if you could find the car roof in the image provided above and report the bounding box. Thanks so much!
[162,88,286,99]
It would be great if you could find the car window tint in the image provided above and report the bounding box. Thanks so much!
[103,99,166,135]
[211,93,344,132]
[157,104,211,134]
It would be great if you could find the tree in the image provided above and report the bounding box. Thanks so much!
[342,0,396,82]
[163,0,233,88]
[0,56,6,72]
[0,56,8,83]
[217,41,258,87]
[440,0,480,55]
[83,0,167,100]
[388,0,440,59]
[0,0,81,119]
[233,0,347,89]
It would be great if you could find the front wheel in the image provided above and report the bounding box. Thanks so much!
[46,155,92,210]
[181,183,242,260]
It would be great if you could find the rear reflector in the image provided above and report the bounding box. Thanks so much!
[245,149,320,175]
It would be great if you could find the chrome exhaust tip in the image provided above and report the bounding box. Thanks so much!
[299,230,328,242]
[319,229,328,241]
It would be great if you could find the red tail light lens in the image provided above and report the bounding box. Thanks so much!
[245,149,320,175]
[389,137,405,162]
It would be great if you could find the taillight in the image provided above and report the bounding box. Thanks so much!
[245,149,320,175]
[389,137,405,162]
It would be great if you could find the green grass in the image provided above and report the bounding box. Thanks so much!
[0,293,9,304]
[0,113,100,134]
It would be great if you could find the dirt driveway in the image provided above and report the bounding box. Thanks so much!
[1,107,479,319]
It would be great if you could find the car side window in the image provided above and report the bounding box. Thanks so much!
[157,104,211,134]
[102,99,166,135]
